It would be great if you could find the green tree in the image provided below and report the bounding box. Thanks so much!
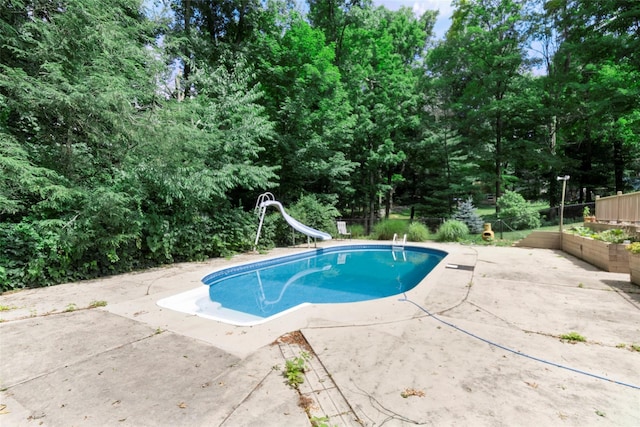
[164,0,265,95]
[339,5,435,229]
[541,0,640,199]
[429,0,530,212]
[129,60,279,261]
[253,16,358,202]
[496,190,541,229]
[0,0,159,288]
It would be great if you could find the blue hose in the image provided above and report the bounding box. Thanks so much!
[399,295,640,391]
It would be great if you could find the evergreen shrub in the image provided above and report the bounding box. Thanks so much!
[452,197,484,234]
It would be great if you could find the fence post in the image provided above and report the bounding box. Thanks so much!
[617,191,622,223]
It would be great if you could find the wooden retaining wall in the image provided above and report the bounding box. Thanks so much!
[515,231,561,249]
[630,255,640,286]
[561,233,629,273]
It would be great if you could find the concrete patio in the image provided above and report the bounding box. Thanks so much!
[1,241,639,426]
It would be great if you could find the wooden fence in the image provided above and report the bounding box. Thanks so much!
[595,191,640,223]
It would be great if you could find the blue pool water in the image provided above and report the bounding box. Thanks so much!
[202,245,446,320]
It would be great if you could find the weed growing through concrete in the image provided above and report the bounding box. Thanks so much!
[0,305,17,311]
[89,300,107,308]
[631,344,640,352]
[63,303,77,312]
[310,415,334,427]
[560,332,586,342]
[285,351,310,388]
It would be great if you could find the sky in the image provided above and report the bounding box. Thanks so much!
[373,0,454,39]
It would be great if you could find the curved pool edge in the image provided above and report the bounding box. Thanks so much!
[157,243,449,327]
[201,244,448,285]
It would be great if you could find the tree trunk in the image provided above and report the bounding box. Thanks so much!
[548,115,559,207]
[612,131,624,192]
[495,112,502,214]
[384,171,391,220]
[182,0,192,99]
[367,171,376,235]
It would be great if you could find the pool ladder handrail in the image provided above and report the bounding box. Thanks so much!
[392,233,407,261]
[392,233,407,247]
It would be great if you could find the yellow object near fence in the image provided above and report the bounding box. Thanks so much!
[482,223,494,241]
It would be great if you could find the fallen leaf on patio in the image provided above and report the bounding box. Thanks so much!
[400,388,425,398]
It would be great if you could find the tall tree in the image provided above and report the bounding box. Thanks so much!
[543,0,640,199]
[307,0,372,64]
[0,0,158,181]
[165,0,265,96]
[252,15,358,203]
[429,0,529,211]
[337,6,435,227]
[0,0,161,286]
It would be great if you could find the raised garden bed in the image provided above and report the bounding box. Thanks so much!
[627,243,640,286]
[630,253,640,286]
[562,232,629,273]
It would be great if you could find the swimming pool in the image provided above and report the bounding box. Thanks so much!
[158,244,446,326]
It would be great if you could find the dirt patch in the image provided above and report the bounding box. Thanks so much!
[273,330,313,352]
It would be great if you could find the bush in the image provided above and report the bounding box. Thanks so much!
[349,224,365,238]
[626,242,640,254]
[372,219,408,240]
[0,220,73,291]
[496,190,541,230]
[452,197,484,234]
[407,222,430,242]
[435,220,469,242]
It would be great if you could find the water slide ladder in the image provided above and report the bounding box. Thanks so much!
[253,192,332,251]
[254,192,275,251]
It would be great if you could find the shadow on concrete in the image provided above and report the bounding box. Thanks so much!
[602,279,640,307]
[558,250,605,272]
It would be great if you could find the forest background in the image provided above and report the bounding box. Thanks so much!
[1,0,639,291]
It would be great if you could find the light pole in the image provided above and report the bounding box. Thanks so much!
[557,175,570,233]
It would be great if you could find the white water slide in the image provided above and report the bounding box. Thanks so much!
[254,193,332,249]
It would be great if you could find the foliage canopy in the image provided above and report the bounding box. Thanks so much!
[1,0,638,291]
